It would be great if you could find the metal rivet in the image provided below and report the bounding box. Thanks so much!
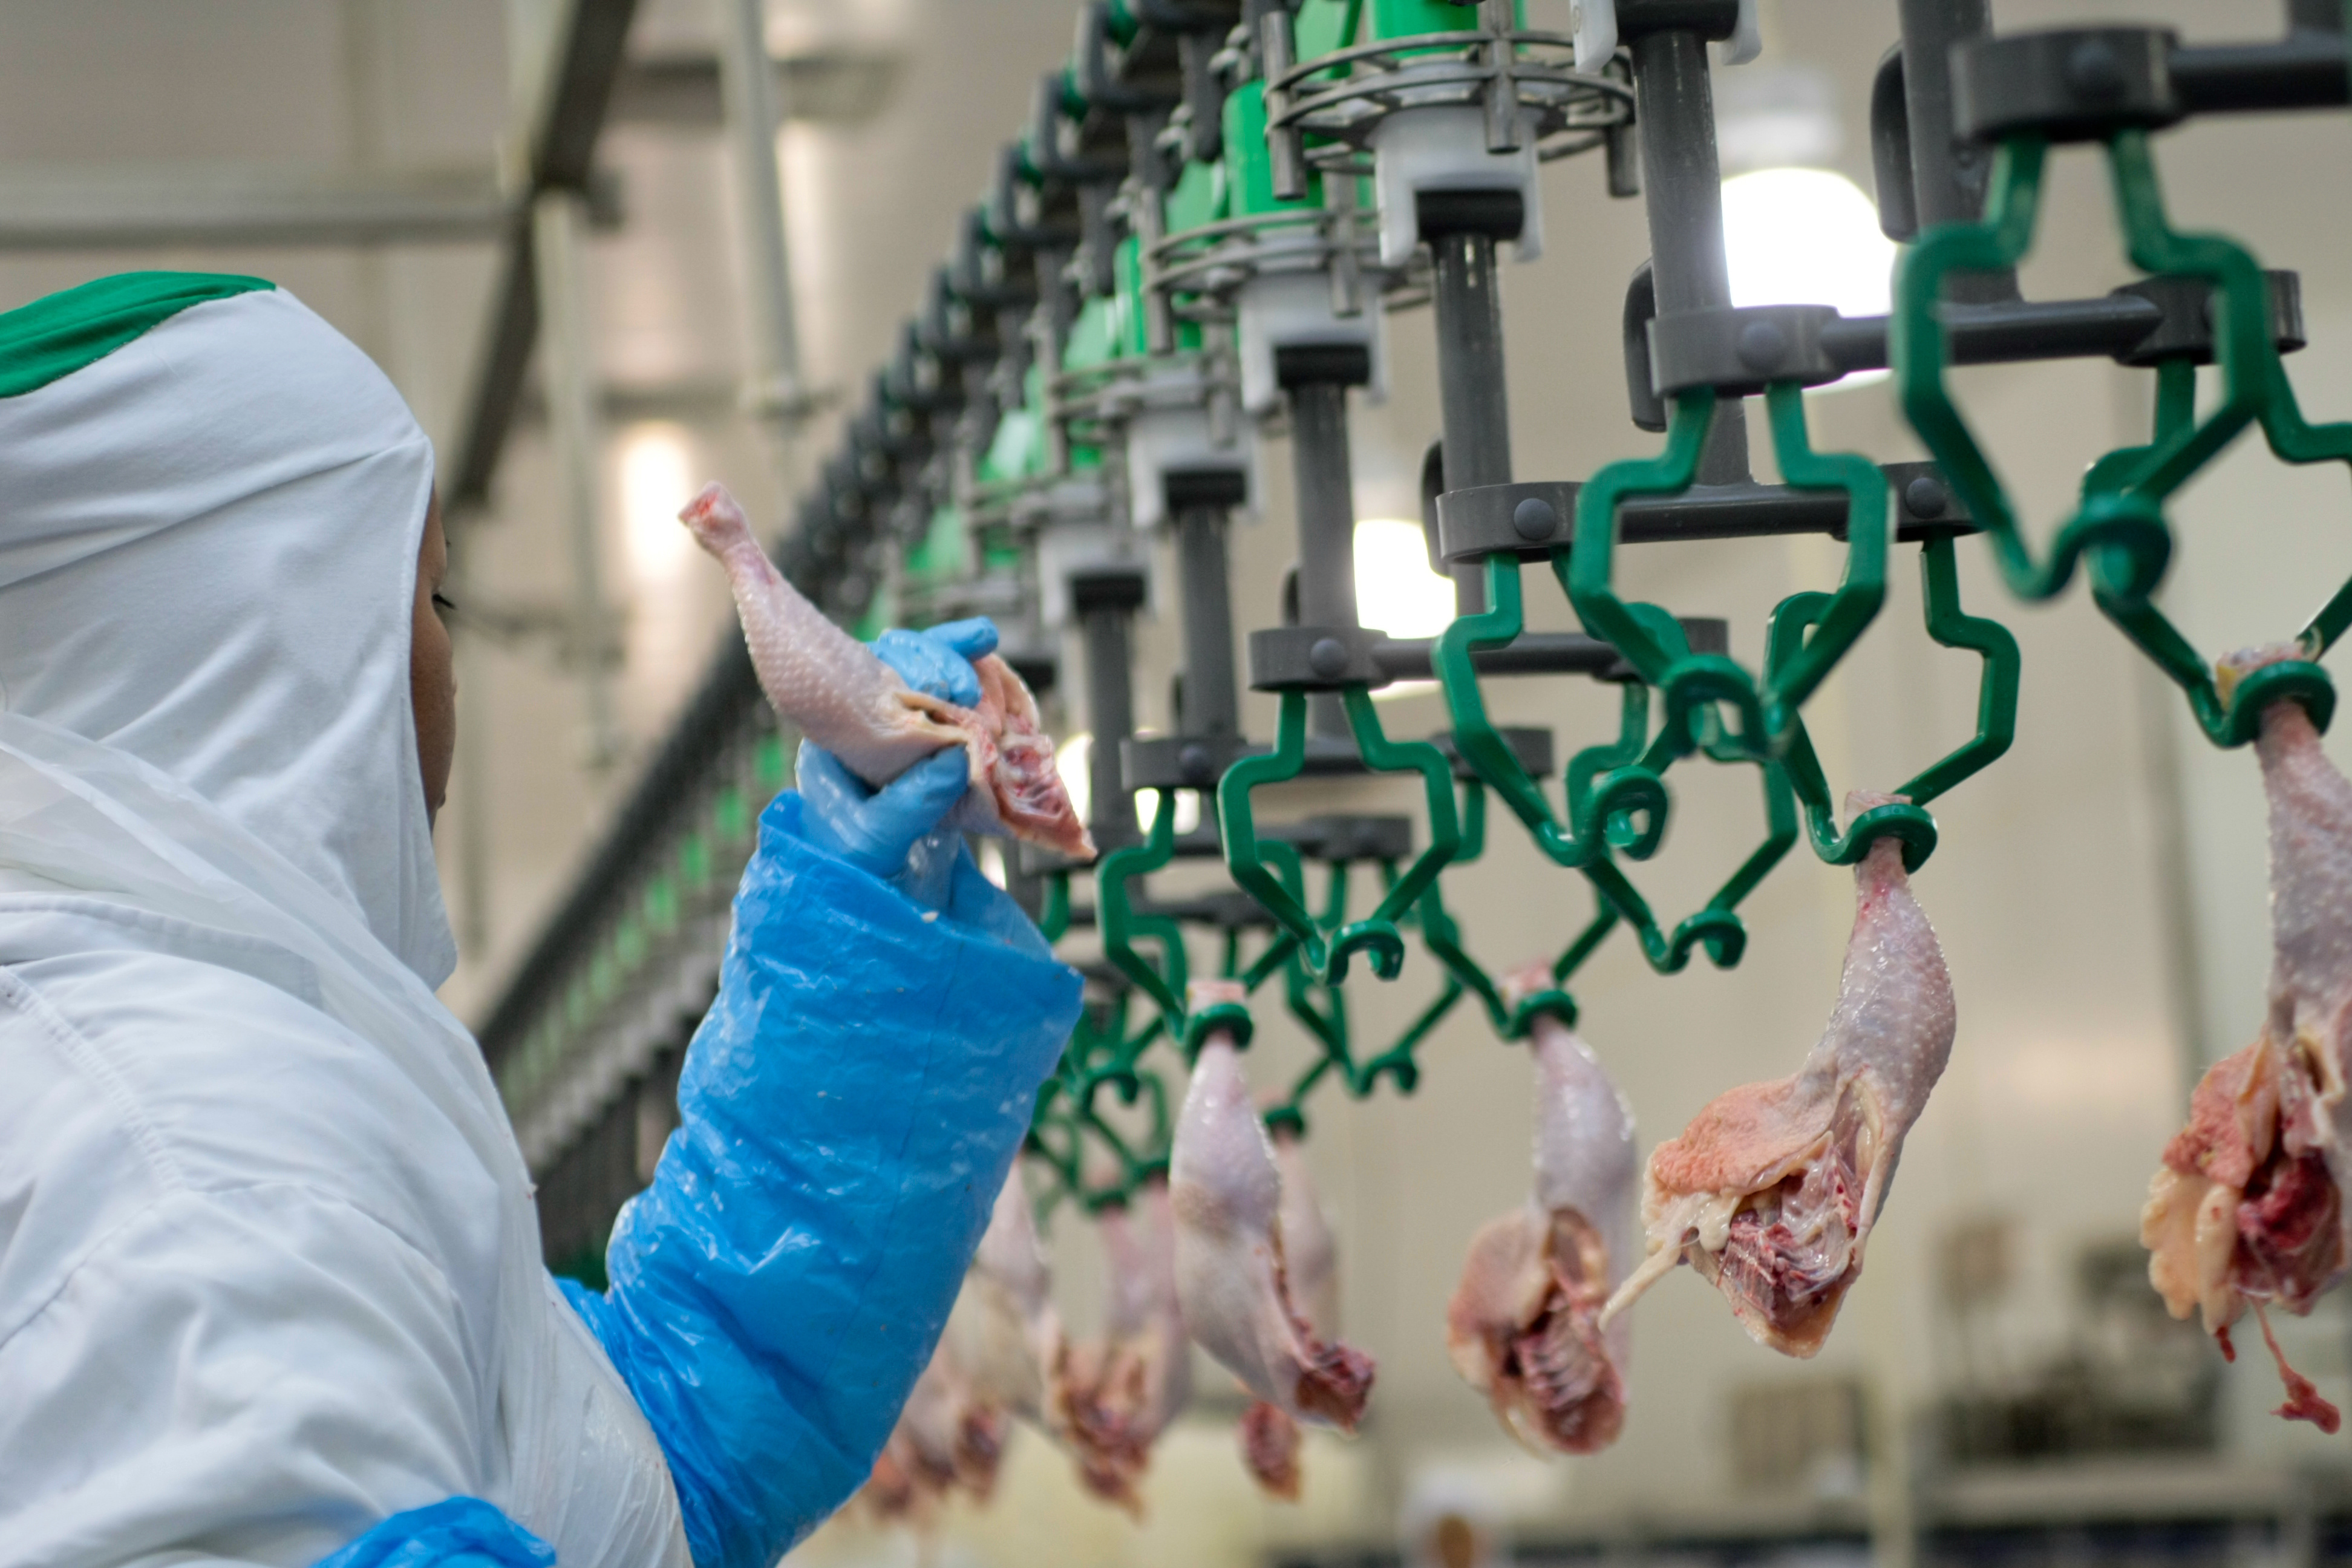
[1308,637,1351,678]
[1904,475,1950,519]
[1737,318,1789,374]
[1511,495,1559,542]
[1179,743,1214,785]
[2066,38,2127,102]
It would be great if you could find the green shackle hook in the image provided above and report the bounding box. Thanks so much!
[1762,535,2020,873]
[1413,781,1619,1040]
[1218,688,1463,984]
[1566,385,1890,760]
[1433,557,1671,867]
[1025,989,1173,1215]
[1096,789,1193,1027]
[1894,130,2352,748]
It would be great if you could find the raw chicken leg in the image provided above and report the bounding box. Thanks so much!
[679,482,1093,860]
[1604,798,1955,1356]
[1448,967,1638,1453]
[1053,1181,1192,1512]
[891,1341,1000,1504]
[2143,648,2352,1431]
[1238,1129,1343,1499]
[863,1166,1063,1514]
[944,1165,1066,1433]
[1172,981,1374,1436]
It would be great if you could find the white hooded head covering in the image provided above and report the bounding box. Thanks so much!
[0,278,454,983]
[0,277,686,1564]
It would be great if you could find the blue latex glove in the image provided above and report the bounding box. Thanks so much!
[794,743,969,897]
[560,791,1081,1568]
[872,616,997,707]
[309,1498,554,1568]
[797,616,1004,906]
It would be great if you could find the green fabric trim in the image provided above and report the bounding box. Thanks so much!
[0,271,275,399]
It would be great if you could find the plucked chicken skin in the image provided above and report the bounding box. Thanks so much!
[1237,1129,1344,1499]
[1449,966,1638,1453]
[2143,648,2352,1432]
[862,1165,1063,1516]
[1052,1180,1191,1513]
[1172,981,1374,1435]
[1606,798,1955,1356]
[679,482,1092,859]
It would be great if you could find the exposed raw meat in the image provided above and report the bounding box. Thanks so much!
[863,1163,1064,1518]
[2143,648,2352,1431]
[1237,1129,1344,1498]
[890,1341,1002,1504]
[1604,797,1955,1356]
[943,1165,1066,1435]
[1051,1180,1192,1513]
[679,482,1093,860]
[1448,966,1637,1453]
[1172,979,1375,1434]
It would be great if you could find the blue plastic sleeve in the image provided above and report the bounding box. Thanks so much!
[309,1497,555,1568]
[567,792,1080,1568]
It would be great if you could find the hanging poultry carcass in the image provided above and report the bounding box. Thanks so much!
[1604,796,1956,1356]
[1449,967,1638,1453]
[1236,1127,1346,1500]
[1171,981,1375,1447]
[2143,649,2352,1431]
[1052,1180,1192,1512]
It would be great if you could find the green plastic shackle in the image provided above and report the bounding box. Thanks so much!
[1025,988,1172,1214]
[1095,787,1296,1059]
[1893,130,2352,747]
[1764,534,2020,872]
[1218,688,1463,984]
[1410,779,1614,1040]
[1432,558,1672,868]
[1567,385,1892,756]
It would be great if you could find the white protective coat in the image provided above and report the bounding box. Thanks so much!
[0,286,688,1567]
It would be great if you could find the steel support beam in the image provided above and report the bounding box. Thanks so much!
[446,0,642,515]
[0,163,515,251]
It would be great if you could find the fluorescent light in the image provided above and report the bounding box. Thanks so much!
[1354,518,1455,639]
[619,422,697,582]
[1720,168,1895,390]
[1051,731,1202,834]
[1056,732,1092,830]
[1351,518,1456,700]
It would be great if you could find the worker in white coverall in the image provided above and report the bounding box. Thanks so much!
[0,272,1082,1568]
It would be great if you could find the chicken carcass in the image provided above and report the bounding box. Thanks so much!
[2143,651,2352,1431]
[859,1169,1063,1522]
[1448,967,1638,1453]
[1605,800,1955,1356]
[1238,1129,1344,1500]
[679,482,1093,860]
[888,1340,1000,1505]
[942,1164,1065,1441]
[1053,1180,1192,1512]
[1171,981,1374,1439]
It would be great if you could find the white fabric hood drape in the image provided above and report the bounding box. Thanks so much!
[0,286,686,1566]
[0,284,452,984]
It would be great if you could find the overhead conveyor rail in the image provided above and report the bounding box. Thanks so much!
[482,0,2351,1324]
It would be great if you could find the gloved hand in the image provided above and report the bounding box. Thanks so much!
[797,616,1002,906]
[872,616,997,707]
[310,1497,554,1568]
